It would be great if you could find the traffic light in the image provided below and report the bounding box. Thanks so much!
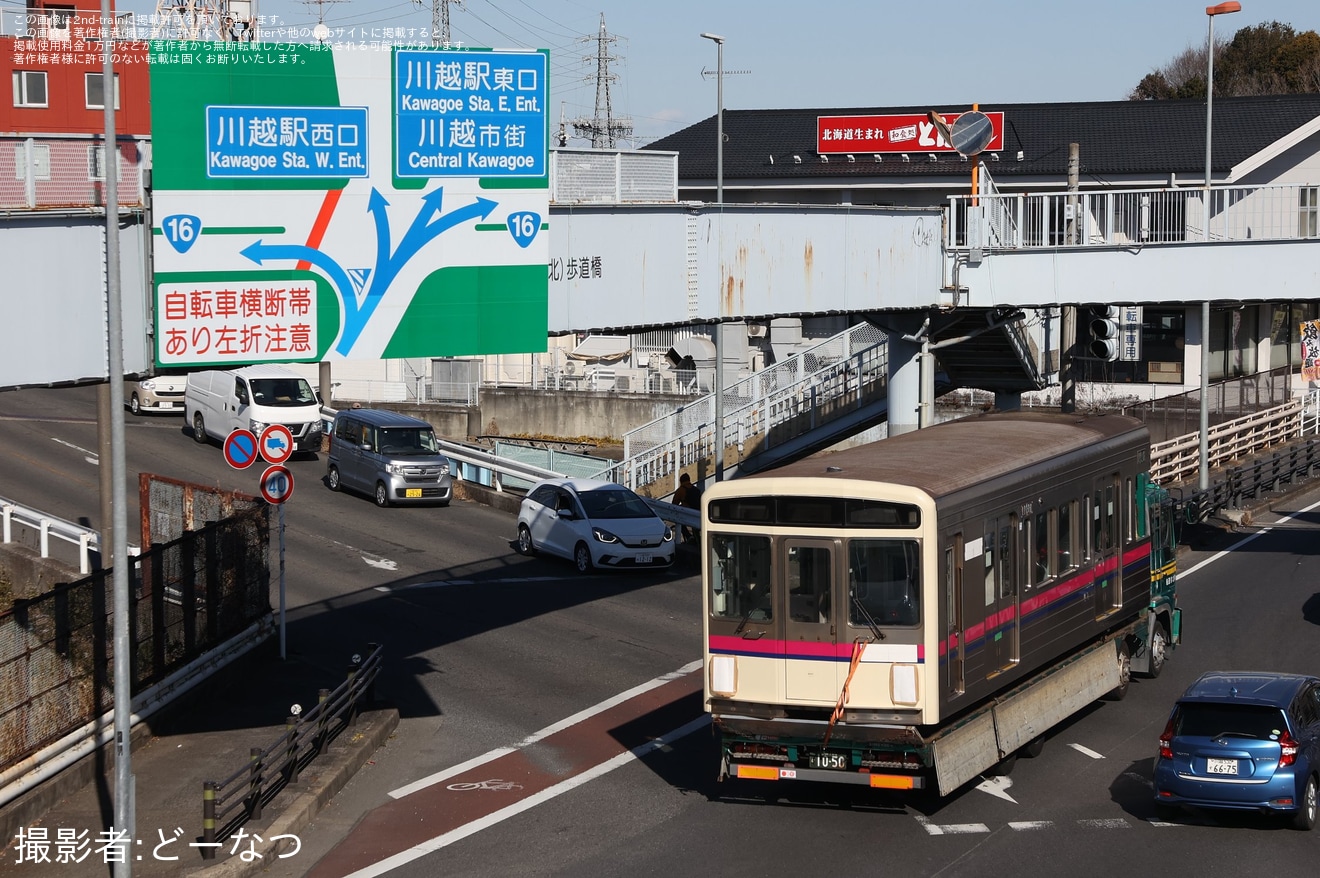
[1087,305,1120,361]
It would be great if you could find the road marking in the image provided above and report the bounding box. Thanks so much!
[1068,743,1105,760]
[911,815,990,835]
[975,775,1017,803]
[1008,821,1054,831]
[1077,818,1130,829]
[1179,496,1320,580]
[346,715,710,878]
[388,660,704,799]
[363,557,398,571]
[52,437,98,465]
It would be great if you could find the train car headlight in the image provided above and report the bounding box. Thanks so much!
[891,664,919,706]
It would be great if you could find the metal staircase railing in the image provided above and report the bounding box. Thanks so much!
[591,323,889,497]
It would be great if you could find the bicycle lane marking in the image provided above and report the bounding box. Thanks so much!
[307,665,706,878]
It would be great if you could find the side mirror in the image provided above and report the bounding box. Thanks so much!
[557,508,575,520]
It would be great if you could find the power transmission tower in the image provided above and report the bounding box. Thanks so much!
[413,0,462,47]
[571,14,632,149]
[152,0,256,41]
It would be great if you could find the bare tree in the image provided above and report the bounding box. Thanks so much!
[1129,20,1320,99]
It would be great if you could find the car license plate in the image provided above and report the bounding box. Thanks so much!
[1206,758,1238,775]
[809,752,848,770]
[405,488,422,498]
[636,553,652,564]
[160,401,174,409]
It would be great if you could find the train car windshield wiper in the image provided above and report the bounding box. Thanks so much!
[851,593,886,641]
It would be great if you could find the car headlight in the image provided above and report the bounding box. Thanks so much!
[663,526,675,542]
[591,527,620,544]
[140,379,156,390]
[438,462,449,475]
[308,420,322,434]
[386,463,404,475]
[249,420,268,434]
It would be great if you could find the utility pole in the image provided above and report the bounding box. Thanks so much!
[571,14,633,148]
[413,0,461,47]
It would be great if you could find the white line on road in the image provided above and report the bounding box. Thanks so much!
[1068,743,1105,760]
[1077,818,1131,829]
[388,660,703,799]
[1008,821,1054,831]
[348,715,711,878]
[1178,497,1320,580]
[52,437,98,465]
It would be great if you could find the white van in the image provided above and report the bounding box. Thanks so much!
[185,365,323,454]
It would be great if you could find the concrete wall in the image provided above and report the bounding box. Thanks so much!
[340,386,694,443]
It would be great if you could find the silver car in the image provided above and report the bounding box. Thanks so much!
[125,376,187,415]
[516,478,674,572]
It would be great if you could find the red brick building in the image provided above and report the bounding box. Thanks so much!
[1,1,150,207]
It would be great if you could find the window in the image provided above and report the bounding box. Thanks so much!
[13,142,52,181]
[1032,510,1050,585]
[709,534,772,622]
[1301,187,1318,238]
[848,538,921,626]
[88,145,124,182]
[85,72,120,110]
[1057,501,1075,572]
[13,70,47,107]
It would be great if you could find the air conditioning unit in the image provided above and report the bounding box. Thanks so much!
[564,360,581,377]
[747,324,768,338]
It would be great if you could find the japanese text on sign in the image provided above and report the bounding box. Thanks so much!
[206,105,369,178]
[394,50,547,178]
[157,280,317,366]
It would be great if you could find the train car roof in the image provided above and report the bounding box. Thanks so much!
[746,410,1147,499]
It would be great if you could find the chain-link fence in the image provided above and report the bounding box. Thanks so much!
[0,506,270,774]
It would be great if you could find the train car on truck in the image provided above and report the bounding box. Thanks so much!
[701,410,1179,797]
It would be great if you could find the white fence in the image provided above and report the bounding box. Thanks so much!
[948,183,1317,250]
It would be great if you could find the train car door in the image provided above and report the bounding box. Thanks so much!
[1091,476,1120,617]
[782,538,837,701]
[984,515,1020,673]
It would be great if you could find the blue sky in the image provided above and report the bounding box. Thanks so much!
[113,0,1319,144]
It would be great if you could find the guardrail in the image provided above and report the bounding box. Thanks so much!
[0,496,101,574]
[1150,398,1303,485]
[200,644,382,856]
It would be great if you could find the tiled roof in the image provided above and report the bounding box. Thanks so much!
[645,95,1320,182]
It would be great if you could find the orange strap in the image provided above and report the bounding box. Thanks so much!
[822,638,867,749]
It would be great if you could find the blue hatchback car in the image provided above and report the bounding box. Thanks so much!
[1154,671,1320,830]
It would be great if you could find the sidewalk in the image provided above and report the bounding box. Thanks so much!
[0,635,397,878]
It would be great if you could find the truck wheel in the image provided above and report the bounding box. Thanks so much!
[1106,639,1132,701]
[985,753,1017,777]
[1145,622,1169,679]
[375,481,390,508]
[192,413,208,444]
[1021,735,1045,759]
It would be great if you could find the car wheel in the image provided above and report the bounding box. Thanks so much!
[1106,639,1131,701]
[573,542,594,574]
[129,394,141,416]
[1145,622,1168,679]
[375,481,390,508]
[327,466,341,492]
[516,524,535,555]
[1292,774,1318,831]
[192,413,207,444]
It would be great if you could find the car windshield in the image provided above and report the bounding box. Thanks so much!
[249,378,317,407]
[578,487,655,519]
[377,427,439,455]
[1174,703,1289,739]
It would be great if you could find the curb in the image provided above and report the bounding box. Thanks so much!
[188,706,400,877]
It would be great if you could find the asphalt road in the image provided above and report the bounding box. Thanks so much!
[2,386,1318,878]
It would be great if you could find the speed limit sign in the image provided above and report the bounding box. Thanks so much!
[259,465,295,505]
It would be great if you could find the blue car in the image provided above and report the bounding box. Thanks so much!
[1154,671,1320,830]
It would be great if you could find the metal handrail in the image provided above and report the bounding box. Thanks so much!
[200,644,382,857]
[0,496,101,574]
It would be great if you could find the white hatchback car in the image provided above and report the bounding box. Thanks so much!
[516,478,675,572]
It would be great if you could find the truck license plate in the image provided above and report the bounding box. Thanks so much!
[809,752,848,770]
[1206,758,1238,775]
[405,488,422,498]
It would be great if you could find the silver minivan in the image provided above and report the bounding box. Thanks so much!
[327,408,453,507]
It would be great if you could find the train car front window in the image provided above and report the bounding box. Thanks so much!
[847,539,921,627]
[709,534,773,621]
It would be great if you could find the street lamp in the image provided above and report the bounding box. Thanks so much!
[700,32,724,203]
[1200,1,1240,493]
[700,32,726,481]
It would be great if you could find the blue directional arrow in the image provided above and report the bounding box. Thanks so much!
[241,240,356,310]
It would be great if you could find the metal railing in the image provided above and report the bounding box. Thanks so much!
[1150,398,1303,485]
[1123,366,1294,445]
[1,497,102,574]
[947,183,1318,250]
[601,323,889,497]
[200,644,382,856]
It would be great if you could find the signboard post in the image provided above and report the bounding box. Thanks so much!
[258,464,294,660]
